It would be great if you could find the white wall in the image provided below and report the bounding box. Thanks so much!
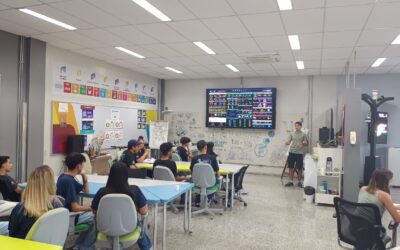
[43,45,159,173]
[164,75,337,167]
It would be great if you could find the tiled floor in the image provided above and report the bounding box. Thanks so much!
[140,174,347,250]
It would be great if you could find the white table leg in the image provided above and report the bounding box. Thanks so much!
[153,204,158,250]
[231,173,235,209]
[225,175,229,208]
[189,189,192,233]
[163,203,167,250]
[184,191,187,232]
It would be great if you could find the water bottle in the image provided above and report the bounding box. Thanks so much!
[326,157,333,176]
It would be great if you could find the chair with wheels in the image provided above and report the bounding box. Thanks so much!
[96,194,146,250]
[333,197,398,250]
[25,208,69,246]
[153,166,181,213]
[171,153,182,162]
[192,163,224,219]
[232,165,249,207]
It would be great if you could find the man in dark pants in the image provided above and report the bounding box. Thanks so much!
[285,121,308,188]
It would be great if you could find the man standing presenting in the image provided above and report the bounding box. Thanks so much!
[285,122,308,188]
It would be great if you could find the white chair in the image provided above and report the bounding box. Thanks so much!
[81,153,93,174]
[171,153,182,162]
[96,194,143,250]
[25,208,69,246]
[192,163,224,219]
[153,166,181,213]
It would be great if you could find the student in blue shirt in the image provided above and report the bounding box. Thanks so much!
[120,139,141,169]
[7,165,64,238]
[91,162,152,250]
[56,153,96,250]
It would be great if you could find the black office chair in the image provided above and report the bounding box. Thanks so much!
[333,197,398,250]
[128,168,147,179]
[223,165,249,207]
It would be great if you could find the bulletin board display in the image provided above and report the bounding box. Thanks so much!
[51,101,158,154]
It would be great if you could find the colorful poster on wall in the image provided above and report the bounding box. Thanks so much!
[52,102,79,154]
[53,63,157,107]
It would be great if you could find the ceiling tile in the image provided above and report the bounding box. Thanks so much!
[201,40,233,54]
[28,4,94,30]
[33,34,83,50]
[207,64,233,73]
[320,68,344,75]
[255,69,278,76]
[322,47,352,60]
[326,0,376,7]
[224,38,261,54]
[304,60,320,68]
[367,2,400,29]
[146,57,179,68]
[381,57,400,66]
[0,3,11,10]
[74,48,110,61]
[180,0,235,18]
[141,44,182,57]
[52,31,107,48]
[185,65,213,73]
[354,46,386,58]
[358,29,399,46]
[238,71,258,77]
[203,16,250,39]
[136,23,187,43]
[255,36,291,52]
[273,61,297,70]
[0,17,42,36]
[214,54,245,64]
[50,0,125,27]
[381,46,400,57]
[106,26,158,45]
[190,55,221,66]
[123,58,159,68]
[166,42,205,56]
[299,33,323,50]
[321,60,347,68]
[226,0,277,14]
[325,5,372,32]
[281,9,324,34]
[0,0,41,7]
[240,13,285,37]
[77,29,129,47]
[250,64,275,71]
[292,0,325,9]
[323,31,360,48]
[168,20,217,41]
[150,0,196,21]
[167,56,201,67]
[275,69,299,76]
[365,66,393,74]
[299,68,321,76]
[293,49,321,61]
[278,50,295,61]
[352,58,375,67]
[39,0,65,2]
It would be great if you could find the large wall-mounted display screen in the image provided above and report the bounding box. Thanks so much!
[206,88,277,129]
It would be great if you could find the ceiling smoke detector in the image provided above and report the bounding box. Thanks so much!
[245,53,280,64]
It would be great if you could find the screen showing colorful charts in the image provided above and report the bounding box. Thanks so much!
[206,88,276,129]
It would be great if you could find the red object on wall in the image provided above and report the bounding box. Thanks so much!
[93,87,100,97]
[64,82,72,93]
[52,124,76,154]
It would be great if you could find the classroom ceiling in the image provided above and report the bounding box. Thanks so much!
[1,0,400,79]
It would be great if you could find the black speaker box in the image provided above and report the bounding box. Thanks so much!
[67,135,85,154]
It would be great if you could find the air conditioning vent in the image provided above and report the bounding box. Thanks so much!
[245,53,280,64]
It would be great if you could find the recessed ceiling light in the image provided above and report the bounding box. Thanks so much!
[371,58,386,68]
[193,42,216,55]
[392,34,400,44]
[132,0,171,22]
[19,8,76,30]
[115,47,145,59]
[226,64,239,72]
[288,35,300,50]
[296,61,305,70]
[277,0,293,11]
[165,67,183,74]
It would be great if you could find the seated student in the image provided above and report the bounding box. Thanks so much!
[0,156,22,202]
[136,137,150,163]
[8,165,64,238]
[358,168,400,243]
[91,162,152,250]
[153,142,189,182]
[57,153,96,250]
[190,140,220,206]
[120,139,141,169]
[207,142,222,164]
[176,137,193,162]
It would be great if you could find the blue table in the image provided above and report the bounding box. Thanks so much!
[142,183,194,250]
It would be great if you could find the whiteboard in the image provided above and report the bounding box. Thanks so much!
[149,121,169,149]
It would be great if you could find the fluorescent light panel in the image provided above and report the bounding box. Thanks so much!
[165,67,183,74]
[371,58,386,68]
[277,0,293,11]
[19,8,76,30]
[392,34,400,44]
[115,47,145,59]
[288,35,300,50]
[226,64,239,72]
[193,42,216,55]
[132,0,171,22]
[296,61,305,70]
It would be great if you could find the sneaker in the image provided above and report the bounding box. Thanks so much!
[285,182,294,187]
[297,182,303,188]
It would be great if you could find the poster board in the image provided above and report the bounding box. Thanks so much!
[149,121,169,149]
[52,101,157,154]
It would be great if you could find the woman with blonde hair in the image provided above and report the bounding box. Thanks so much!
[8,165,64,238]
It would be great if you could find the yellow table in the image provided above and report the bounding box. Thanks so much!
[136,162,231,175]
[0,236,62,250]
